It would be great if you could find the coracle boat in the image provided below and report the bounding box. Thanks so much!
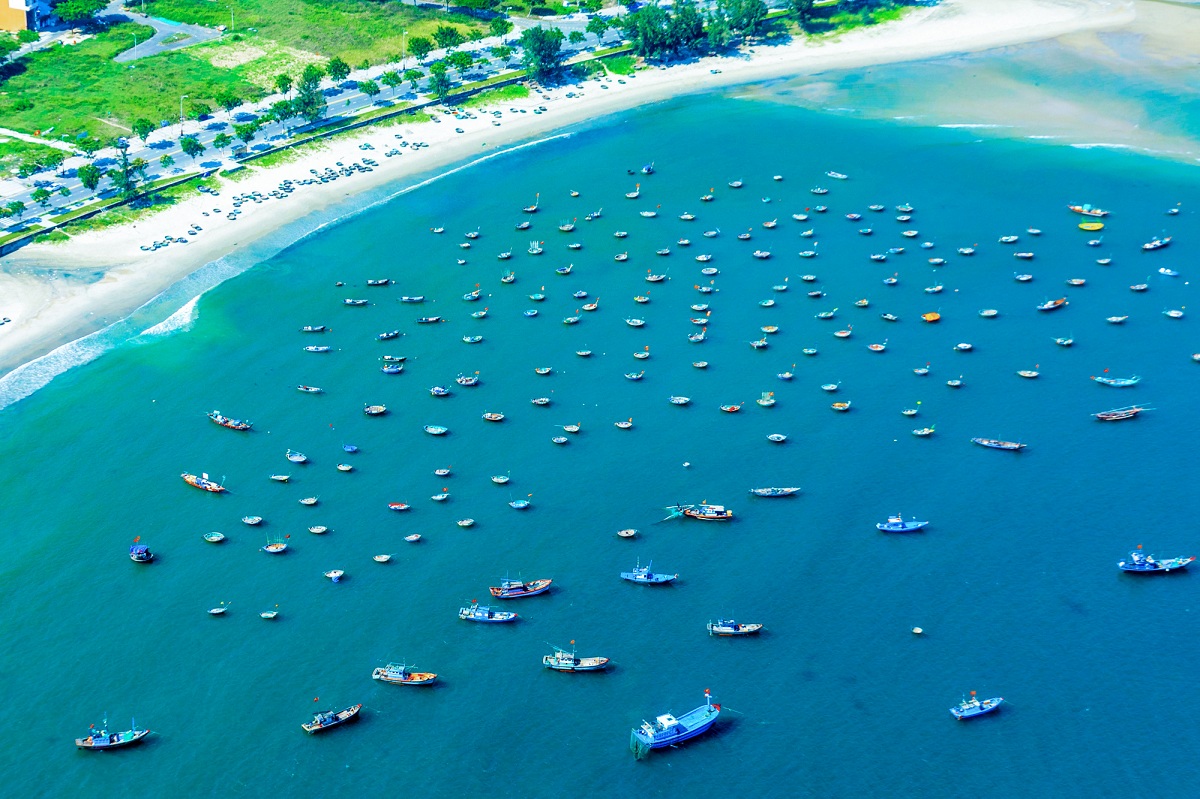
[620,559,677,584]
[241,515,262,525]
[1092,374,1140,387]
[749,487,800,497]
[459,602,517,622]
[489,577,552,599]
[1094,405,1151,421]
[950,692,1003,720]
[666,503,734,521]
[372,662,437,686]
[75,717,150,750]
[876,514,929,532]
[364,405,387,416]
[971,437,1025,451]
[262,538,287,554]
[301,704,362,734]
[182,472,226,492]
[482,412,505,422]
[203,531,225,543]
[424,425,449,435]
[618,528,637,538]
[129,542,154,563]
[707,619,763,636]
[630,690,720,759]
[324,569,344,582]
[544,643,610,672]
[720,403,742,413]
[1119,546,1194,573]
[831,401,851,412]
[1036,298,1068,311]
[207,410,251,431]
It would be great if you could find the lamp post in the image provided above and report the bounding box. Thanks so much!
[179,94,188,137]
[401,29,407,69]
[229,4,234,32]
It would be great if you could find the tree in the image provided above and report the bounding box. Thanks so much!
[433,25,465,50]
[58,186,70,198]
[76,163,103,191]
[428,62,452,100]
[490,44,513,61]
[705,9,733,49]
[720,0,768,36]
[42,150,67,174]
[568,29,585,46]
[409,36,433,62]
[622,5,671,60]
[187,100,212,120]
[293,83,326,123]
[5,200,26,219]
[51,0,107,26]
[159,154,175,169]
[404,68,423,91]
[107,144,140,199]
[274,72,294,96]
[381,70,402,95]
[268,99,295,125]
[458,0,494,17]
[215,90,242,112]
[585,15,609,41]
[31,187,51,208]
[669,0,706,51]
[132,118,156,143]
[233,122,258,147]
[489,17,513,38]
[358,79,381,102]
[213,133,233,151]
[0,38,19,65]
[446,50,473,79]
[326,56,351,83]
[299,63,325,91]
[790,0,815,25]
[519,26,565,82]
[130,157,149,180]
[179,135,206,160]
[17,28,38,44]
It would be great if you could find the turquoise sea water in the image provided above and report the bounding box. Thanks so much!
[3,82,1200,797]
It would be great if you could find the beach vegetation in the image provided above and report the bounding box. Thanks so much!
[519,26,565,81]
[0,139,64,181]
[602,54,637,76]
[462,84,530,108]
[0,23,263,141]
[33,229,70,244]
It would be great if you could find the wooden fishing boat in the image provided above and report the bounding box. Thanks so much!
[324,569,344,582]
[301,704,361,734]
[300,325,327,333]
[363,405,387,416]
[707,619,763,636]
[1106,316,1127,324]
[457,519,475,527]
[270,474,290,482]
[299,496,318,506]
[182,472,226,492]
[913,426,935,437]
[618,528,638,538]
[1092,374,1140,387]
[262,538,287,553]
[490,577,552,599]
[971,437,1026,451]
[749,487,800,497]
[75,717,150,750]
[767,433,787,443]
[1093,405,1151,421]
[343,299,368,306]
[1017,370,1039,378]
[373,554,392,563]
[620,558,677,584]
[1068,204,1109,217]
[1142,236,1171,251]
[950,693,1003,720]
[404,534,421,542]
[373,662,437,685]
[544,644,610,672]
[242,515,263,525]
[296,385,323,393]
[831,401,851,412]
[207,410,251,431]
[129,542,154,563]
[630,690,719,759]
[424,425,448,435]
[1036,297,1068,311]
[308,525,327,534]
[719,403,743,413]
[459,602,517,622]
[482,412,505,422]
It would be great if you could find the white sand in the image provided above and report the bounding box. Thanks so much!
[0,0,1135,376]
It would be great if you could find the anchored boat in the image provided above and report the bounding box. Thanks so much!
[75,716,150,750]
[950,692,1003,720]
[707,619,763,636]
[301,704,362,734]
[620,558,677,585]
[1119,546,1194,573]
[372,662,437,686]
[876,513,928,532]
[630,689,720,759]
[543,643,610,672]
[489,577,552,599]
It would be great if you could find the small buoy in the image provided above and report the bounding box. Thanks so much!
[912,627,924,635]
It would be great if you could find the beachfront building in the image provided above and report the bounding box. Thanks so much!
[0,0,34,31]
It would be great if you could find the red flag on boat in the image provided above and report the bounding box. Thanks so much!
[713,704,721,712]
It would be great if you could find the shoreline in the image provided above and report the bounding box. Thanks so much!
[0,0,1135,383]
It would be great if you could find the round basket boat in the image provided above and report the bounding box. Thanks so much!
[203,531,225,543]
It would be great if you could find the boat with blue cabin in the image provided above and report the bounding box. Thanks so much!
[1118,547,1195,573]
[75,716,150,750]
[301,704,362,734]
[876,513,929,532]
[950,692,1003,720]
[543,643,610,672]
[749,487,800,497]
[630,689,720,759]
[489,577,552,599]
[458,602,518,622]
[620,558,677,585]
[707,619,763,636]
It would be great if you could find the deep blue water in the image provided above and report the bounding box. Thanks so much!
[2,90,1199,798]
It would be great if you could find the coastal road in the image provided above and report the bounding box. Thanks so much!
[104,0,223,63]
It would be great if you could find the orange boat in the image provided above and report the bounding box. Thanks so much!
[181,472,225,493]
[922,312,941,323]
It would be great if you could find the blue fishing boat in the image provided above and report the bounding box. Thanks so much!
[489,577,552,599]
[129,542,154,563]
[301,703,362,734]
[950,692,1003,720]
[1118,547,1195,573]
[1092,374,1141,387]
[75,716,150,749]
[620,558,677,585]
[630,689,720,759]
[749,487,800,497]
[458,601,518,622]
[876,513,928,532]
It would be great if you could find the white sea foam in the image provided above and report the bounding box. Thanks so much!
[0,328,117,410]
[137,294,201,339]
[1070,142,1132,150]
[938,123,1012,129]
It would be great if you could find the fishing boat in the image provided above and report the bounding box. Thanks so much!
[625,318,645,327]
[296,385,323,393]
[831,401,851,412]
[957,247,975,256]
[424,425,448,435]
[749,487,800,497]
[913,426,935,437]
[620,559,677,584]
[490,577,552,599]
[1066,278,1086,287]
[381,364,403,374]
[416,316,442,324]
[377,330,400,341]
[400,295,425,303]
[182,472,226,492]
[756,392,775,407]
[270,474,290,483]
[1068,204,1109,217]
[868,342,887,353]
[404,534,421,542]
[707,619,763,636]
[483,412,504,422]
[1158,267,1179,276]
[309,525,328,534]
[300,325,327,333]
[1142,236,1171,251]
[669,396,691,406]
[324,569,344,582]
[301,704,362,734]
[979,309,998,318]
[372,662,437,685]
[630,690,720,759]
[457,373,480,387]
[1092,374,1140,387]
[971,438,1026,450]
[262,537,287,554]
[459,602,517,622]
[531,396,551,405]
[260,607,280,619]
[509,498,531,509]
[1055,337,1074,346]
[457,519,475,528]
[501,269,516,282]
[430,385,451,397]
[242,515,263,525]
[720,403,743,413]
[947,377,963,388]
[1164,309,1185,319]
[767,433,787,443]
[129,542,154,563]
[203,531,225,543]
[1119,546,1195,573]
[1015,273,1033,282]
[1106,316,1128,325]
[544,644,610,672]
[343,299,368,306]
[364,404,387,416]
[1018,370,1039,378]
[75,717,150,750]
[1131,283,1149,292]
[299,496,318,506]
[954,343,973,352]
[1094,405,1151,421]
[950,693,1003,720]
[821,383,839,392]
[207,410,251,431]
[673,503,734,521]
[1037,298,1068,311]
[625,371,645,381]
[876,513,929,532]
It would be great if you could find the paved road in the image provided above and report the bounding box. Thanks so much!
[105,0,223,63]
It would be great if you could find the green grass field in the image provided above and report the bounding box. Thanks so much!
[138,0,484,66]
[0,138,70,180]
[0,23,264,141]
[461,83,528,108]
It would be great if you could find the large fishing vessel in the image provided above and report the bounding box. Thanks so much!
[950,692,1003,720]
[75,716,150,750]
[489,577,553,599]
[301,704,361,734]
[630,689,720,758]
[665,503,734,521]
[371,662,437,685]
[1118,547,1194,573]
[620,559,677,585]
[207,410,251,431]
[543,643,610,672]
[181,472,226,492]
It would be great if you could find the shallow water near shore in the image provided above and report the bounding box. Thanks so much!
[3,90,1200,797]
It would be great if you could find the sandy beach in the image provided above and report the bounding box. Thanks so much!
[0,0,1138,380]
